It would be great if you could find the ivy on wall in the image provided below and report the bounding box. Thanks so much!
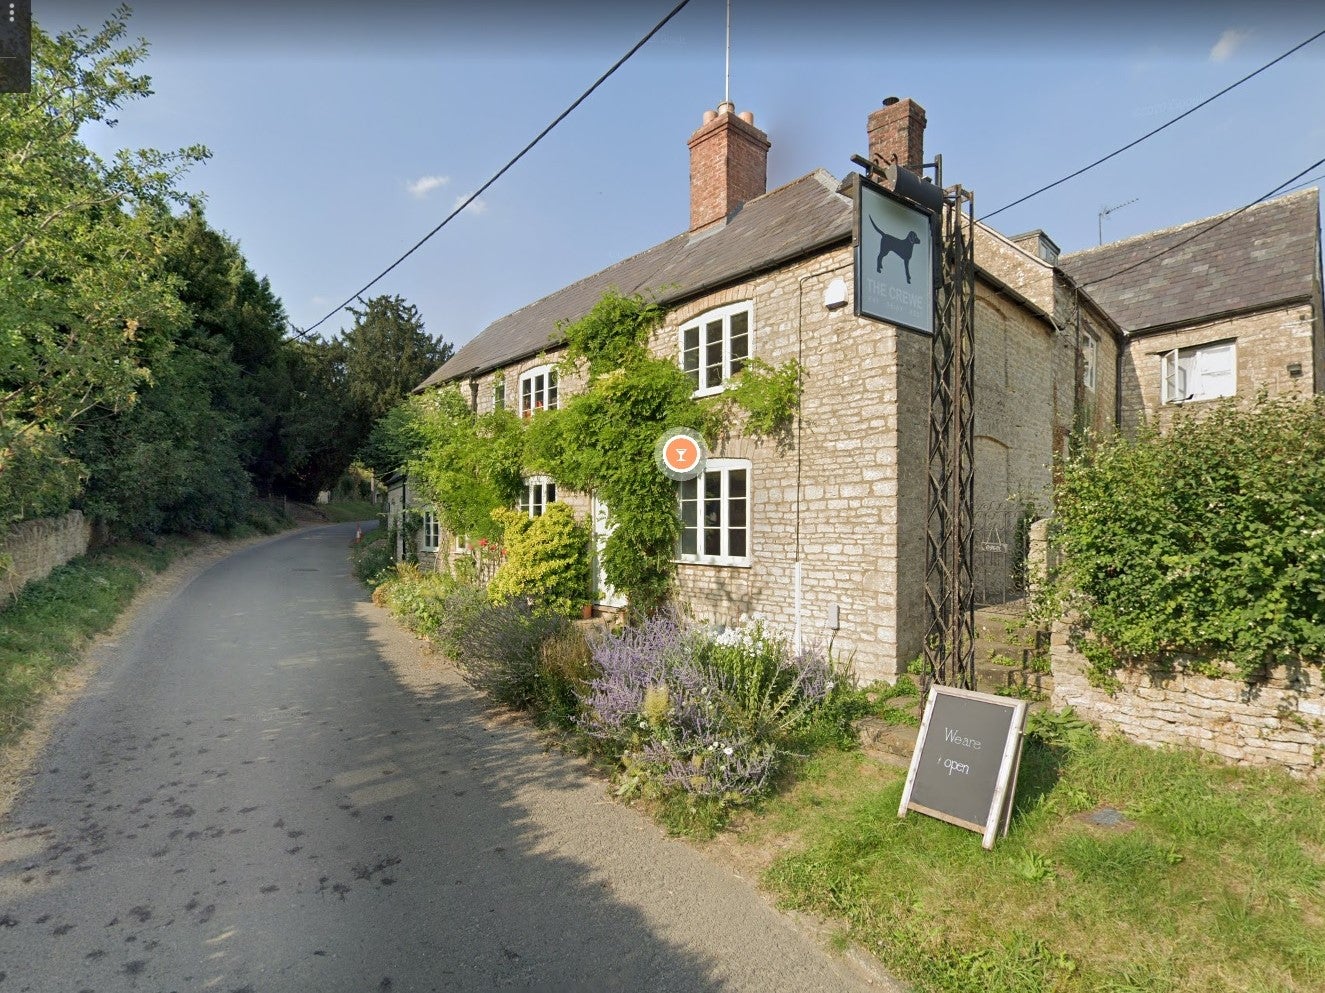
[390,289,802,613]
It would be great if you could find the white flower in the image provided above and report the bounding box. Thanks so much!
[723,746,734,756]
[826,681,836,692]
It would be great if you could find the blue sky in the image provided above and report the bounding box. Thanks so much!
[43,1,1325,353]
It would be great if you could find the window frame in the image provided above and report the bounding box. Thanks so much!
[519,364,558,417]
[1161,340,1236,405]
[675,458,752,567]
[678,301,754,397]
[1081,332,1098,393]
[519,476,557,518]
[493,378,505,411]
[421,510,441,551]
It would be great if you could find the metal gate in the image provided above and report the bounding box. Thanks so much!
[971,504,1029,608]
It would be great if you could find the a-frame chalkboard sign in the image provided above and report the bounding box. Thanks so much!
[898,685,1028,850]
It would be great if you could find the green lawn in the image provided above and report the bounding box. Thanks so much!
[317,499,381,523]
[739,725,1325,993]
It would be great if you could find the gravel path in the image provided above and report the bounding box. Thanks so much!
[0,523,901,992]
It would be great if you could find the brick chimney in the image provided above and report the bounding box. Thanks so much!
[867,96,926,173]
[687,102,770,232]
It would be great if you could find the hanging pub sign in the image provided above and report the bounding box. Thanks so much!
[852,173,935,335]
[898,685,1028,850]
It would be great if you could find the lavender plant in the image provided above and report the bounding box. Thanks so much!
[579,613,841,811]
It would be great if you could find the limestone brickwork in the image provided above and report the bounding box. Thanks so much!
[1051,630,1324,780]
[1,511,91,601]
[642,246,928,682]
[1119,302,1317,433]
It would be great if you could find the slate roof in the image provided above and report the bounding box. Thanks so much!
[1058,188,1321,335]
[416,170,852,389]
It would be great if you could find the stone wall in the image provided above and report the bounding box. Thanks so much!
[1119,302,1317,434]
[1050,632,1324,780]
[651,246,920,683]
[1,511,91,601]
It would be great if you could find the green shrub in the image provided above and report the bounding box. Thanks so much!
[1054,394,1325,680]
[375,563,461,637]
[534,623,598,728]
[455,600,569,710]
[487,502,591,616]
[350,529,394,585]
[431,581,488,659]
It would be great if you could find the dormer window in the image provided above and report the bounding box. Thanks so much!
[520,365,558,417]
[680,302,752,396]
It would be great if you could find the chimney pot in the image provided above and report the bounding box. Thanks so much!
[882,96,900,106]
[738,110,754,124]
[703,109,717,124]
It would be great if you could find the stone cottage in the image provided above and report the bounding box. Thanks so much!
[403,96,1322,684]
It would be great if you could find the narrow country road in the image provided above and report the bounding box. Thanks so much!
[0,524,894,992]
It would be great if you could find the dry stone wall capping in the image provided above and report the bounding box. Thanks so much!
[1,510,91,601]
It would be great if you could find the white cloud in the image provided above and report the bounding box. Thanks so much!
[406,174,450,198]
[1210,29,1249,63]
[454,194,488,215]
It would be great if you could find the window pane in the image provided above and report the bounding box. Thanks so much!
[704,525,722,556]
[548,368,558,409]
[522,378,532,414]
[682,326,700,387]
[547,484,556,505]
[729,311,749,375]
[705,321,723,387]
[494,380,505,409]
[728,528,746,558]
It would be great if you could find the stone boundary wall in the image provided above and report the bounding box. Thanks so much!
[1030,519,1323,778]
[1032,518,1323,778]
[1,511,91,601]
[1050,633,1323,780]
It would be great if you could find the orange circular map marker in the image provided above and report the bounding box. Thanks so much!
[655,428,707,481]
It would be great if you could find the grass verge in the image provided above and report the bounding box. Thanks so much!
[750,727,1325,993]
[0,503,296,748]
[0,538,191,744]
[318,499,380,523]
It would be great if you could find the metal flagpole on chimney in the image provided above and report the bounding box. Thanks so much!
[724,0,731,105]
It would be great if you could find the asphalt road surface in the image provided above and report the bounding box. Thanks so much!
[0,524,896,992]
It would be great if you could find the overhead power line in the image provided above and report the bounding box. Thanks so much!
[1080,156,1325,288]
[292,0,694,340]
[979,26,1325,223]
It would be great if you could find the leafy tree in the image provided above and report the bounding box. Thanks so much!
[72,208,293,537]
[0,6,207,525]
[337,295,453,436]
[266,338,359,501]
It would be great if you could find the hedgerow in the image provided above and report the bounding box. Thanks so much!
[1052,393,1325,682]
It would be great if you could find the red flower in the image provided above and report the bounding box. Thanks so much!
[479,539,489,548]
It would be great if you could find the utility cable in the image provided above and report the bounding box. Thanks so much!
[291,0,693,340]
[1079,156,1325,288]
[978,27,1325,223]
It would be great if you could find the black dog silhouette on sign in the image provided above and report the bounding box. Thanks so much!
[870,216,921,283]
